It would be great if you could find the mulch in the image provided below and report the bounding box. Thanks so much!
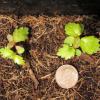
[0,15,100,100]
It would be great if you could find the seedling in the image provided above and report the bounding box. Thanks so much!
[57,22,100,60]
[0,27,29,65]
[55,65,78,89]
[0,27,39,87]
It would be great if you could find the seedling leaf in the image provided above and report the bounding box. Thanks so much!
[13,27,29,43]
[64,36,75,46]
[0,47,15,59]
[65,23,84,37]
[57,44,75,60]
[15,46,25,54]
[13,55,25,65]
[75,49,82,56]
[80,36,100,54]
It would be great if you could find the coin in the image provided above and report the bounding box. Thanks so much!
[55,65,78,89]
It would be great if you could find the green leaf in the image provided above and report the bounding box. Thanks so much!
[64,36,75,46]
[75,49,82,56]
[13,27,29,43]
[0,47,25,65]
[80,36,100,54]
[65,23,84,37]
[64,36,80,48]
[13,55,25,65]
[0,47,15,59]
[57,44,75,60]
[15,46,25,54]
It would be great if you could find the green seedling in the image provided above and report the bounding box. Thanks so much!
[57,22,100,60]
[0,27,29,65]
[0,27,39,85]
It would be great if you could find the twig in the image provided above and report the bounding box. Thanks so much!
[25,63,39,89]
[28,68,39,89]
[40,73,52,80]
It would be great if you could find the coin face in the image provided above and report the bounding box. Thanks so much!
[55,65,78,89]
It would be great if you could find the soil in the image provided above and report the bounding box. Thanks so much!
[0,0,100,15]
[0,15,100,100]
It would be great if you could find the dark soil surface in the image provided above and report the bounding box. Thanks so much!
[0,0,100,15]
[0,15,100,100]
